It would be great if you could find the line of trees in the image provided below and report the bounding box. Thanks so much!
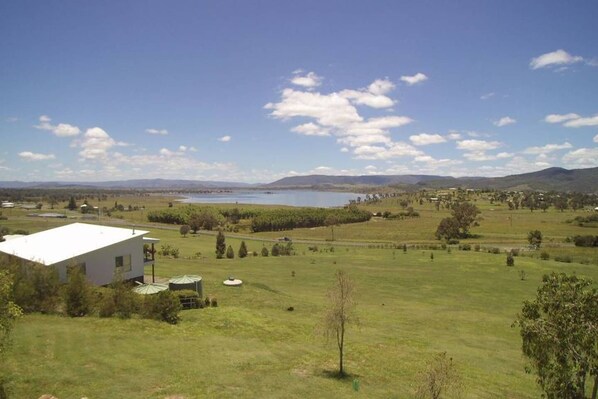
[250,207,371,232]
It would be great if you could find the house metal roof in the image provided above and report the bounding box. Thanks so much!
[0,222,149,265]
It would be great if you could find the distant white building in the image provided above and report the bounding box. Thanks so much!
[0,223,159,285]
[1,201,15,208]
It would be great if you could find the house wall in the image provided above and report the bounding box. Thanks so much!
[52,235,146,285]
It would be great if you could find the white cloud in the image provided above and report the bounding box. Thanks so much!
[562,147,598,167]
[146,128,169,135]
[340,147,349,153]
[530,49,584,70]
[179,145,187,151]
[339,89,395,108]
[563,114,598,128]
[266,74,418,160]
[593,134,598,143]
[6,117,18,123]
[34,115,80,137]
[493,116,516,127]
[291,71,322,88]
[218,135,231,142]
[368,79,395,95]
[523,142,573,155]
[463,152,512,162]
[456,139,502,152]
[446,132,462,140]
[78,127,116,160]
[291,122,330,136]
[353,142,422,160]
[400,72,428,86]
[18,151,56,161]
[409,133,446,146]
[544,113,581,124]
[480,92,495,100]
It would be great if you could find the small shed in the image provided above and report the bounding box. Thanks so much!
[133,283,168,295]
[169,275,203,298]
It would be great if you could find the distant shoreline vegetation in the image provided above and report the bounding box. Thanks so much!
[147,204,372,232]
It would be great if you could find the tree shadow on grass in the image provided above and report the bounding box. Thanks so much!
[319,368,359,381]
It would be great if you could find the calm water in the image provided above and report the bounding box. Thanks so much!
[179,190,364,208]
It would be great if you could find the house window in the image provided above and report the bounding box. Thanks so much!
[115,255,132,272]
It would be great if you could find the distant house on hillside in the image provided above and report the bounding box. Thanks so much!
[0,223,159,285]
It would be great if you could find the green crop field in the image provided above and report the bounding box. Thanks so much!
[1,193,597,398]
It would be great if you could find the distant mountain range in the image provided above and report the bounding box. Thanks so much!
[266,166,598,193]
[0,167,596,193]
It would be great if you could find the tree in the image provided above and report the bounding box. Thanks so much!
[527,230,543,248]
[554,196,568,212]
[325,215,339,241]
[215,230,226,259]
[238,241,248,258]
[323,270,357,376]
[514,273,598,399]
[435,217,461,241]
[226,245,235,259]
[67,196,77,211]
[179,224,190,238]
[450,202,480,237]
[415,352,462,399]
[271,243,280,257]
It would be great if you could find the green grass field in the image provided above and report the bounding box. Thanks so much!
[4,226,598,398]
[2,194,597,398]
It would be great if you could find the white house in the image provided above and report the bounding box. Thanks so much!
[0,223,159,286]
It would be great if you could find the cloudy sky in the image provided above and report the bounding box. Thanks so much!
[1,1,597,183]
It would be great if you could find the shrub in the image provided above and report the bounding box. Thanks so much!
[210,297,218,307]
[204,296,211,307]
[488,247,501,254]
[5,262,61,314]
[460,244,471,251]
[506,253,515,267]
[143,291,181,324]
[271,243,280,257]
[447,239,460,245]
[540,251,550,260]
[573,235,598,247]
[238,241,248,258]
[226,245,235,259]
[98,290,116,318]
[261,246,269,257]
[474,244,480,252]
[64,265,92,317]
[111,274,137,319]
[511,248,520,257]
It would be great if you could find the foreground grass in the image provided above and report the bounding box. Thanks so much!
[5,232,598,398]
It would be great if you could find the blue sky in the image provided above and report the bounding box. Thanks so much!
[1,1,597,183]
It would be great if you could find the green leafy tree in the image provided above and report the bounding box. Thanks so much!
[435,217,461,241]
[238,241,248,258]
[215,230,226,259]
[514,273,598,399]
[261,246,269,257]
[179,224,190,238]
[450,202,481,237]
[111,270,137,319]
[226,245,235,259]
[527,230,543,248]
[64,265,92,317]
[322,270,357,377]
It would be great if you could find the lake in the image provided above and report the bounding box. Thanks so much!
[179,190,364,208]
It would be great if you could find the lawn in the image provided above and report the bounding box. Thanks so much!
[4,226,598,398]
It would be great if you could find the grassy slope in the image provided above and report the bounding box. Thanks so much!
[5,227,598,398]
